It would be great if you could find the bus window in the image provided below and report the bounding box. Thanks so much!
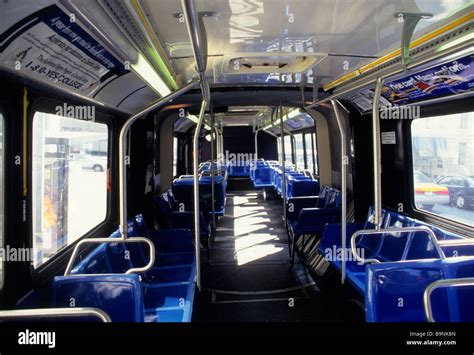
[0,113,3,288]
[173,137,178,177]
[284,135,292,164]
[411,112,473,227]
[32,112,109,267]
[294,133,304,168]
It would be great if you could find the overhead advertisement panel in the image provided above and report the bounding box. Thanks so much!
[347,54,473,112]
[0,5,127,95]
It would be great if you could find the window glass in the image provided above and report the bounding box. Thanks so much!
[0,113,3,287]
[411,112,473,226]
[284,135,292,164]
[305,133,314,172]
[32,112,109,267]
[294,133,304,168]
[173,137,178,177]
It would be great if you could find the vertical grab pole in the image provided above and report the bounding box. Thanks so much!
[193,100,207,290]
[279,106,290,259]
[291,134,297,169]
[182,0,210,292]
[331,99,347,284]
[215,127,221,175]
[220,130,224,162]
[210,107,216,231]
[372,77,384,230]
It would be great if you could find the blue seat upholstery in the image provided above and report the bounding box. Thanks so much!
[319,206,474,321]
[366,257,474,322]
[286,185,330,223]
[66,215,197,322]
[251,164,273,188]
[172,176,226,217]
[289,179,320,198]
[52,274,144,322]
[288,188,341,237]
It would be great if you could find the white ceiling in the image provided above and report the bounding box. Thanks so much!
[142,0,470,85]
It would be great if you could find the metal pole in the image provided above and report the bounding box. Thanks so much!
[279,106,290,259]
[424,277,474,322]
[331,99,347,284]
[119,80,198,238]
[311,130,316,175]
[182,0,210,292]
[292,135,297,168]
[372,77,384,230]
[193,100,207,291]
[214,126,221,174]
[210,107,216,230]
[0,308,112,322]
[254,129,260,159]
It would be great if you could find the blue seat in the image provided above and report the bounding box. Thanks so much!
[319,206,474,321]
[288,188,341,237]
[251,166,273,188]
[172,176,226,217]
[366,257,474,322]
[288,179,320,199]
[52,274,144,322]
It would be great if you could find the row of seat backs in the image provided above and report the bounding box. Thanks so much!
[286,185,338,222]
[287,178,320,198]
[289,187,342,235]
[156,190,211,235]
[71,215,194,276]
[53,215,196,322]
[322,205,471,265]
[357,207,472,263]
[318,206,474,321]
[172,176,226,215]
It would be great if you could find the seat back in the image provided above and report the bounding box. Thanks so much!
[377,212,414,262]
[290,180,320,198]
[325,189,341,208]
[316,185,330,207]
[366,259,450,322]
[52,274,144,322]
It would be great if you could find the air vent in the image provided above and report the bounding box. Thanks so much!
[223,52,326,75]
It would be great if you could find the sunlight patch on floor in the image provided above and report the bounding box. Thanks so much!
[234,233,279,251]
[235,244,284,266]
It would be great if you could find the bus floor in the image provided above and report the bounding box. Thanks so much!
[192,189,347,322]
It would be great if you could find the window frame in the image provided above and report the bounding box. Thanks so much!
[294,133,304,169]
[0,108,5,292]
[303,129,318,175]
[172,135,178,178]
[29,97,116,274]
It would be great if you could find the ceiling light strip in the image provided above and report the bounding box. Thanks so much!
[130,0,180,90]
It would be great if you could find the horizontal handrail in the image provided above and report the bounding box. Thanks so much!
[438,239,474,247]
[424,277,474,322]
[0,307,111,322]
[350,226,445,264]
[64,237,155,276]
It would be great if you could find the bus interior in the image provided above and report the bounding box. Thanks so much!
[0,0,473,334]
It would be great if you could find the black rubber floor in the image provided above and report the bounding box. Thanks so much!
[192,189,346,322]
